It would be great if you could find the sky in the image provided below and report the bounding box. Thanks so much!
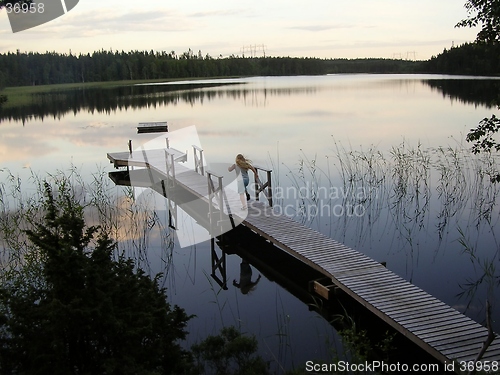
[0,0,480,60]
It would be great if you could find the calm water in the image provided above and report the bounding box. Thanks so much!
[1,74,499,370]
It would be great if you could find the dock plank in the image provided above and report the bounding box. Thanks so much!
[405,316,472,332]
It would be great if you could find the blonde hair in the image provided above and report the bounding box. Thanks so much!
[235,154,252,170]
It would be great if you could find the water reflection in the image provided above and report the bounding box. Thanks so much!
[106,162,438,367]
[422,78,500,108]
[4,75,499,125]
[233,260,262,295]
[216,225,438,369]
[0,82,237,123]
[0,81,323,123]
[3,74,500,370]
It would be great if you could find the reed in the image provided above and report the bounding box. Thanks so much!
[0,167,175,285]
[278,139,500,317]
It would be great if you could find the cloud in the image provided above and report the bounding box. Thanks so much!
[289,24,353,32]
[293,110,349,118]
[189,9,246,18]
[31,8,193,39]
[0,133,57,163]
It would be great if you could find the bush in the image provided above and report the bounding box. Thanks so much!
[192,326,270,375]
[0,181,192,374]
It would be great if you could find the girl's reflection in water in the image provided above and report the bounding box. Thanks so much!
[233,260,261,295]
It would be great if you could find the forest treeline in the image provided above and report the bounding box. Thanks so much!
[0,43,498,89]
[0,49,418,88]
[424,42,500,76]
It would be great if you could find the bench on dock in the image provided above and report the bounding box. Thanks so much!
[137,122,168,133]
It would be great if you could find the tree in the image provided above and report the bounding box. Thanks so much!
[466,115,500,182]
[191,326,270,375]
[458,0,500,181]
[0,182,193,374]
[456,0,500,44]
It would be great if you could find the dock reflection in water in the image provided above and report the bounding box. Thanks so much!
[215,224,439,368]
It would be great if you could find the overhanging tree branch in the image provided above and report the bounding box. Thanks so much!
[455,0,500,44]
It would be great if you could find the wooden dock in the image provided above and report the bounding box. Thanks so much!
[107,145,500,372]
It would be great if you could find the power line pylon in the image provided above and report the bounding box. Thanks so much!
[240,44,266,57]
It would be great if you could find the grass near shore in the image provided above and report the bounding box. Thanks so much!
[0,76,239,108]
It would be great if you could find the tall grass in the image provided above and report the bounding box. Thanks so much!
[1,78,197,107]
[277,139,500,315]
[0,166,175,286]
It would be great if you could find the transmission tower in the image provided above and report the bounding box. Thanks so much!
[405,51,417,61]
[240,44,266,57]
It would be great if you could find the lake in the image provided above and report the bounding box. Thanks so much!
[1,74,499,371]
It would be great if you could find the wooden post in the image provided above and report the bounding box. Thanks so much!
[266,169,273,206]
[170,154,175,180]
[161,179,177,229]
[140,147,155,188]
[127,140,132,172]
[210,237,228,290]
[165,149,176,186]
[207,172,214,237]
[206,171,229,290]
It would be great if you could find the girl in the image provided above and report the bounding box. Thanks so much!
[228,154,256,210]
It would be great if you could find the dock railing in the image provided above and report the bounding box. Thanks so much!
[206,171,236,231]
[193,145,204,176]
[254,165,273,206]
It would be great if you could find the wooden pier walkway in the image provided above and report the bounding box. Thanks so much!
[107,145,500,372]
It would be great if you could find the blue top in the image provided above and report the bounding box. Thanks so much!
[230,164,250,194]
[238,165,249,179]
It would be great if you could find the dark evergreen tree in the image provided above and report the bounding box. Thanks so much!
[423,42,500,75]
[0,50,421,88]
[0,182,193,374]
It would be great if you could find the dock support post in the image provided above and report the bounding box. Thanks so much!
[207,171,224,234]
[160,180,177,229]
[127,140,132,172]
[210,236,228,290]
[207,171,229,290]
[254,166,273,206]
[165,150,176,186]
